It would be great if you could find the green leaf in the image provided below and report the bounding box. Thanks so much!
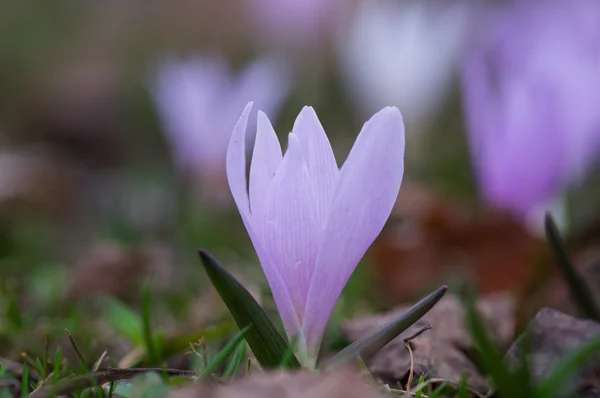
[222,340,247,380]
[98,297,144,346]
[198,326,250,378]
[537,333,600,398]
[429,382,448,398]
[462,289,534,398]
[323,285,447,369]
[141,280,161,365]
[21,363,28,398]
[198,250,301,369]
[51,348,62,384]
[544,213,600,321]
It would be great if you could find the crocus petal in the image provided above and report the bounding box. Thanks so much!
[249,111,283,237]
[226,102,254,221]
[303,106,405,355]
[265,133,320,330]
[226,102,302,339]
[291,107,339,227]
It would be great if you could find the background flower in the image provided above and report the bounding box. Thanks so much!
[151,55,292,181]
[338,0,470,124]
[461,0,600,219]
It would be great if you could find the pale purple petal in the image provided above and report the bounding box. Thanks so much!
[151,55,291,179]
[264,133,320,330]
[226,102,253,221]
[291,107,339,226]
[302,107,405,355]
[226,103,301,339]
[152,56,231,172]
[249,111,283,238]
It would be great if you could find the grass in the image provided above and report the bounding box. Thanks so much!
[1,213,600,397]
[1,278,599,398]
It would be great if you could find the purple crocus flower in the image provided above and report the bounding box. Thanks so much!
[461,1,600,218]
[151,55,290,190]
[227,102,405,365]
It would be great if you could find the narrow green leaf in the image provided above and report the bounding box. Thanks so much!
[51,348,61,384]
[429,382,448,398]
[98,297,144,346]
[323,285,447,369]
[462,290,533,398]
[21,363,28,398]
[544,213,600,321]
[222,340,247,380]
[537,333,600,398]
[415,375,426,398]
[456,375,470,398]
[198,250,301,369]
[141,280,160,364]
[198,326,250,378]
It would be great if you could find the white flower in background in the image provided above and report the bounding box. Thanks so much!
[338,0,470,124]
[150,55,291,188]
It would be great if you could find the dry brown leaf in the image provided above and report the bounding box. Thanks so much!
[505,308,600,395]
[169,369,384,398]
[371,181,546,304]
[343,294,516,393]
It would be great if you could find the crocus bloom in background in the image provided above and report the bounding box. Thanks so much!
[227,102,405,365]
[245,0,345,51]
[338,0,470,124]
[151,55,290,195]
[461,1,600,220]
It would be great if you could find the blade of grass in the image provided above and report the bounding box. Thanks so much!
[544,213,600,321]
[462,289,533,398]
[198,326,250,379]
[222,341,247,380]
[323,285,447,369]
[21,363,28,398]
[429,382,448,398]
[198,250,300,369]
[65,330,89,372]
[42,335,49,380]
[98,297,143,346]
[51,348,61,385]
[141,279,160,365]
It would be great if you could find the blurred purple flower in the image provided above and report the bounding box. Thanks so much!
[246,0,343,50]
[151,55,291,180]
[227,102,405,365]
[461,1,600,217]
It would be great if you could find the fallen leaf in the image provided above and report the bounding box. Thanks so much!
[370,181,546,304]
[505,307,600,395]
[169,369,383,398]
[343,294,516,393]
